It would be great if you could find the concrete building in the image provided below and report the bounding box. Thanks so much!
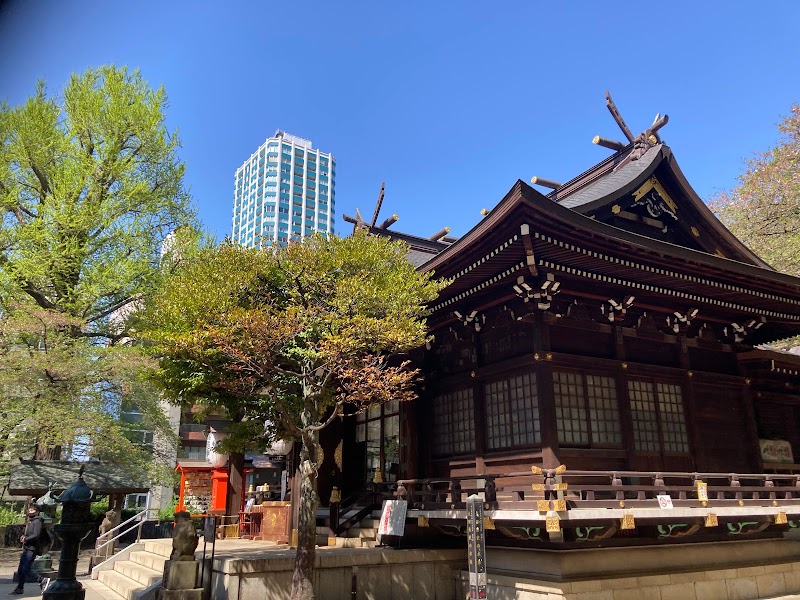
[232,131,335,248]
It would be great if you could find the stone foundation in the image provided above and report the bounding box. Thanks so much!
[210,547,466,600]
[460,538,800,600]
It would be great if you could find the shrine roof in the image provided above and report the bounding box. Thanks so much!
[363,225,450,267]
[554,144,664,210]
[9,460,149,496]
[416,179,800,343]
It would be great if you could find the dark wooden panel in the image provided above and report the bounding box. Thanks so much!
[692,383,754,472]
[624,337,679,368]
[688,347,738,375]
[550,325,614,359]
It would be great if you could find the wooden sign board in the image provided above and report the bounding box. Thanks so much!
[253,502,291,544]
[467,497,488,599]
[696,481,709,502]
[378,500,408,538]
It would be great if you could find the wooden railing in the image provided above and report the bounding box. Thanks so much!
[394,469,800,512]
[327,482,396,538]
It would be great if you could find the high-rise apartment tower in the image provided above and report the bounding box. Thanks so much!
[232,131,335,247]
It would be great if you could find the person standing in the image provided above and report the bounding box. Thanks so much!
[10,503,47,595]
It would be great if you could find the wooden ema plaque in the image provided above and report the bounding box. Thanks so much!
[252,502,291,543]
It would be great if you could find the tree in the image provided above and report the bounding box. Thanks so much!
[142,232,445,600]
[0,65,195,482]
[710,104,800,277]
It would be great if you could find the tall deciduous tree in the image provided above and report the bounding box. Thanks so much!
[0,65,195,481]
[710,104,800,277]
[143,232,444,600]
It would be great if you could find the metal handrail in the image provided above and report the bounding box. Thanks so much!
[95,508,147,553]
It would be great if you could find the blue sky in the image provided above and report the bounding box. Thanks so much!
[1,1,799,241]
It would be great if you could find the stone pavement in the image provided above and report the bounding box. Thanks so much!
[6,540,800,600]
[0,545,106,599]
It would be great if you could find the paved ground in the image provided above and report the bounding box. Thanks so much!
[0,545,103,598]
[5,541,800,600]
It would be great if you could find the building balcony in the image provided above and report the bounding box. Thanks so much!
[386,468,800,544]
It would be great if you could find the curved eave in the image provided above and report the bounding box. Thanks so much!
[426,179,800,292]
[558,145,667,213]
[664,152,772,270]
[420,180,536,275]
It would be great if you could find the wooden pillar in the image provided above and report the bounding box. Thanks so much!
[473,374,487,474]
[534,312,559,469]
[400,395,418,480]
[537,362,560,469]
[177,470,186,511]
[739,383,763,472]
[616,366,635,470]
[682,372,701,472]
[678,334,699,471]
[226,452,245,516]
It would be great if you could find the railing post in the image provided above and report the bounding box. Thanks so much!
[765,477,775,501]
[730,475,742,501]
[424,481,434,504]
[395,481,407,501]
[450,479,462,504]
[612,473,624,502]
[484,478,497,503]
[328,487,341,540]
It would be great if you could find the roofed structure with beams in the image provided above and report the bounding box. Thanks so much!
[324,94,800,559]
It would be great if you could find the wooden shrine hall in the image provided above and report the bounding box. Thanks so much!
[332,93,800,558]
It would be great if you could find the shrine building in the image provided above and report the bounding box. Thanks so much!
[321,94,800,597]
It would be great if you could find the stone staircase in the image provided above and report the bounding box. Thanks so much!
[90,539,171,600]
[317,515,380,548]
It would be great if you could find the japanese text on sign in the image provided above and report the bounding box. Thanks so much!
[467,496,487,599]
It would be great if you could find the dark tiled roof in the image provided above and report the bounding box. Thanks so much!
[366,226,449,267]
[558,145,664,210]
[407,248,439,267]
[9,460,149,496]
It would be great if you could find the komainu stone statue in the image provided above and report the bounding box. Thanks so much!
[99,509,117,536]
[170,511,198,561]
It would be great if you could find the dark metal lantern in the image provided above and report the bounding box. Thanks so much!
[43,466,100,600]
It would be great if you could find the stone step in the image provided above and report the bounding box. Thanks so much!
[82,577,126,600]
[142,540,173,558]
[114,559,162,587]
[98,568,144,600]
[343,528,377,539]
[315,525,377,539]
[332,536,378,548]
[129,550,168,572]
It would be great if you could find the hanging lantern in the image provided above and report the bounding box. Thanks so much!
[206,429,229,468]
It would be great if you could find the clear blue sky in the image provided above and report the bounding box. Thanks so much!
[2,1,799,241]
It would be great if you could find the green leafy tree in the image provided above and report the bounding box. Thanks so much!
[0,65,195,482]
[710,104,800,277]
[143,232,444,600]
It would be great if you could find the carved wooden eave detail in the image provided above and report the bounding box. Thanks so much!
[421,179,800,344]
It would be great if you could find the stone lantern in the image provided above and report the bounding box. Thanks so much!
[43,466,98,600]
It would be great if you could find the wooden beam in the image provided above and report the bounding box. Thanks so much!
[605,91,635,142]
[612,208,665,230]
[530,176,562,190]
[370,182,386,227]
[379,214,398,229]
[429,227,450,242]
[593,135,627,151]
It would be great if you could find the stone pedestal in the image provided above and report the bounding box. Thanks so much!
[157,560,203,600]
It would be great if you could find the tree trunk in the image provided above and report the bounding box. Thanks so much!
[227,451,245,515]
[290,433,320,600]
[34,445,61,460]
